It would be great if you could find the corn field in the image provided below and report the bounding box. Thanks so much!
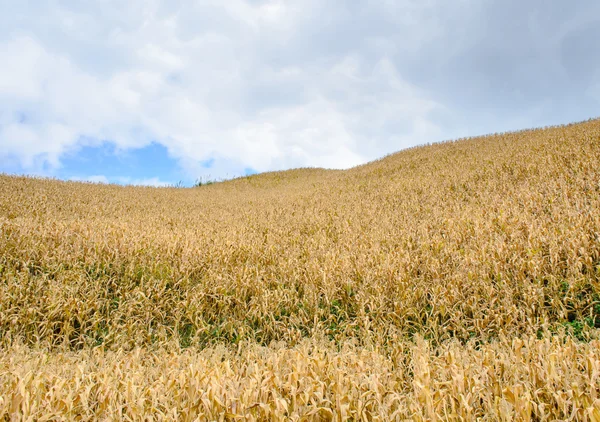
[1,118,600,420]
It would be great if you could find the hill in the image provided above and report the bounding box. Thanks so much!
[1,118,600,420]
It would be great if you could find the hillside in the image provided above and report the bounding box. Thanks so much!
[1,119,600,420]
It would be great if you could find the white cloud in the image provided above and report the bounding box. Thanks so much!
[114,177,172,187]
[70,175,110,184]
[0,1,448,179]
[1,0,598,180]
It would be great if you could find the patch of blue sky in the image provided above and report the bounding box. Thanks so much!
[16,112,27,124]
[200,157,215,168]
[57,142,183,185]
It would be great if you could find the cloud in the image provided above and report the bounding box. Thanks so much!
[1,0,599,180]
[70,175,110,184]
[69,175,171,187]
[114,177,172,187]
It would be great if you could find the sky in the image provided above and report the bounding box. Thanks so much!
[1,1,599,187]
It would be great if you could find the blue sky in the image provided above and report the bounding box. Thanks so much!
[1,1,599,186]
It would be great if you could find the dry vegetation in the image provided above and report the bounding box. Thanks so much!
[1,118,600,420]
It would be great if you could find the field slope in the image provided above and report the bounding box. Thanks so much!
[1,119,600,420]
